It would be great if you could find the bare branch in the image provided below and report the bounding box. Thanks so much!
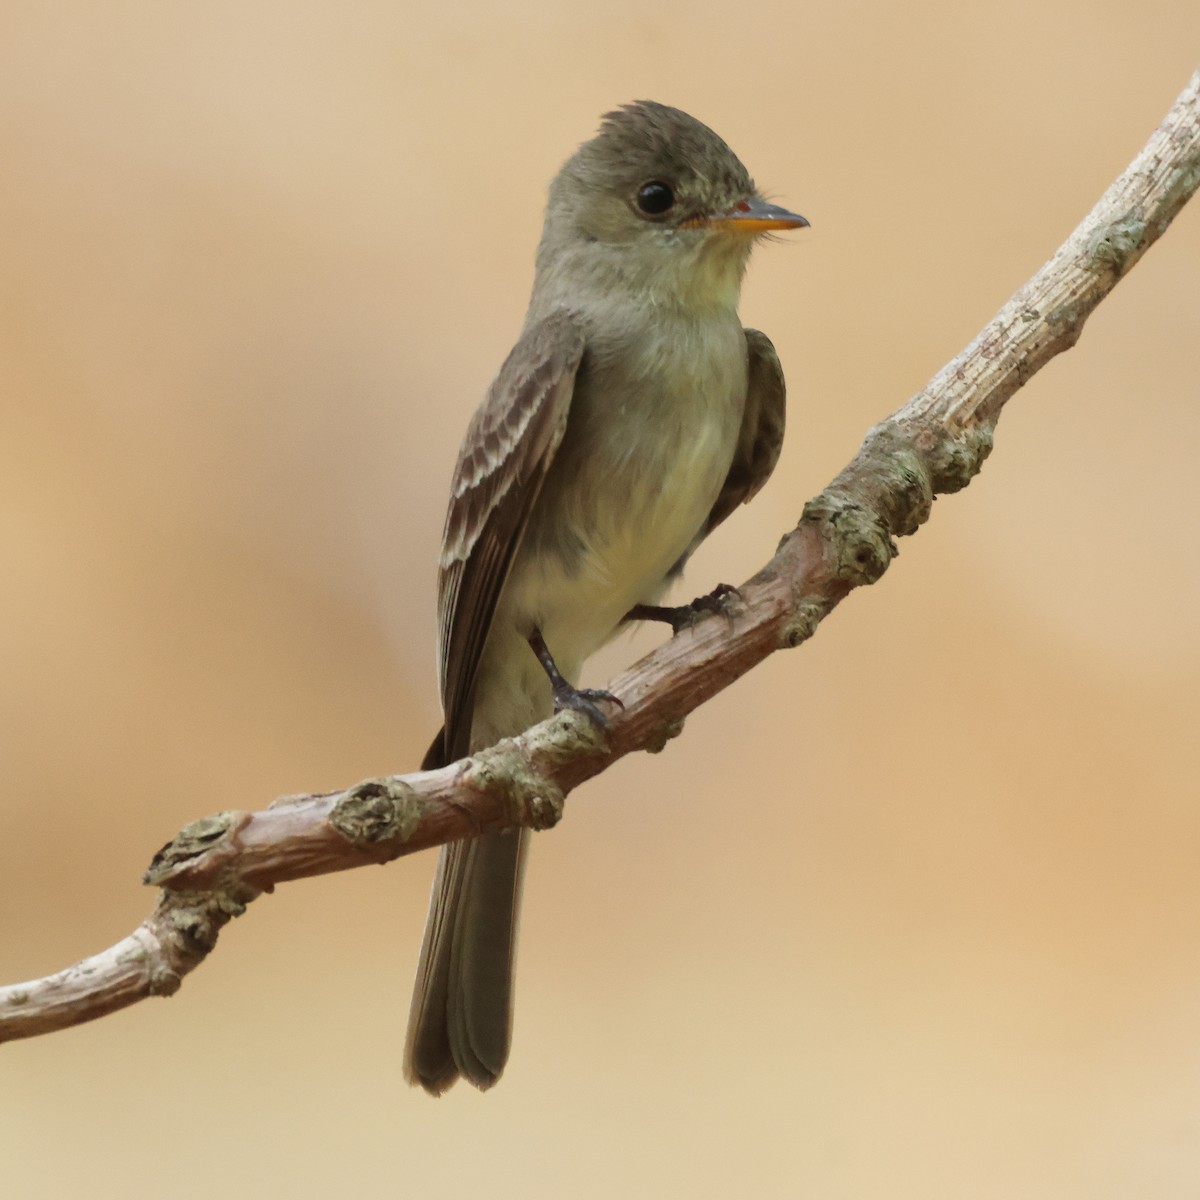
[3,69,1198,1046]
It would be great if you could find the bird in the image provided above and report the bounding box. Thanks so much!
[404,100,807,1094]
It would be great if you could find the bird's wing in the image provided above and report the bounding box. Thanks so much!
[433,308,587,761]
[700,327,787,537]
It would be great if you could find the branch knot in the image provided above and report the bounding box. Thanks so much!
[330,778,423,846]
[464,741,566,832]
[801,494,894,586]
[1086,211,1148,278]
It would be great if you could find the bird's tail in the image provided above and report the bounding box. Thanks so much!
[404,730,528,1095]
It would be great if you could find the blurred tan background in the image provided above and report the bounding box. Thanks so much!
[1,2,1198,1196]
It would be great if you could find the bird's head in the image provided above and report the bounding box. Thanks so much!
[538,101,808,310]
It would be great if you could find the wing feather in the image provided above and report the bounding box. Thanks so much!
[700,327,787,537]
[434,309,586,760]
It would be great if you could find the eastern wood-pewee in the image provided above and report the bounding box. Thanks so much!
[405,100,808,1094]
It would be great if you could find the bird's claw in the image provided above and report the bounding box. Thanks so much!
[691,582,742,618]
[625,583,744,634]
[551,682,624,726]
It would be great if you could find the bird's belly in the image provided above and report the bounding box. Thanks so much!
[503,395,737,673]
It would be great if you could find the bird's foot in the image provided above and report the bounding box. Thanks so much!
[528,627,622,727]
[624,583,744,635]
[551,681,624,726]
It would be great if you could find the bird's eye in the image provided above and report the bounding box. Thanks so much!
[635,180,676,216]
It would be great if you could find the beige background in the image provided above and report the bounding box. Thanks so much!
[2,3,1199,1197]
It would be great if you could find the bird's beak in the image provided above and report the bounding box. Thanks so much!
[710,197,810,235]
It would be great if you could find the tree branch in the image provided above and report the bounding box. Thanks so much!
[4,70,1198,1045]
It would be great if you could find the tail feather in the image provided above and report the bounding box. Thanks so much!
[404,729,528,1094]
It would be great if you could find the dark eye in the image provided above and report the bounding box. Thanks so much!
[635,180,675,216]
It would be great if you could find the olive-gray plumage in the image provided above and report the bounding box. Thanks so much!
[405,101,805,1094]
